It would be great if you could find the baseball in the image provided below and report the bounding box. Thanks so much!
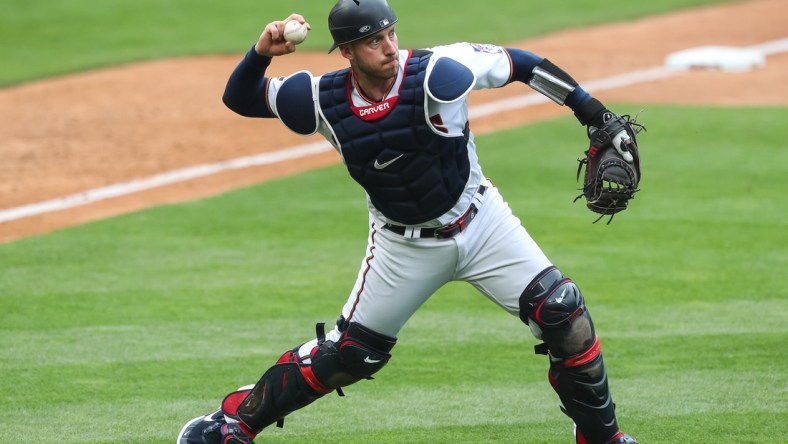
[283,20,308,45]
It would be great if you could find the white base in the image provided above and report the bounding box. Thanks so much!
[664,45,766,72]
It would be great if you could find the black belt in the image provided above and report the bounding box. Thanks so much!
[383,185,486,239]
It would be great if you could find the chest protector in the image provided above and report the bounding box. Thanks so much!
[318,51,471,225]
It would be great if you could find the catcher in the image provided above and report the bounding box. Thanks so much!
[179,0,642,443]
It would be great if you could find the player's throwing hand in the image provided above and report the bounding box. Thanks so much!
[254,14,310,57]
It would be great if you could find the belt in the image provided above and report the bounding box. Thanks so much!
[383,185,486,239]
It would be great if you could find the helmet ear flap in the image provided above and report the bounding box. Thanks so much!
[327,0,398,53]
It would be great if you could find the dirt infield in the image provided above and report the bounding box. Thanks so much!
[1,0,786,243]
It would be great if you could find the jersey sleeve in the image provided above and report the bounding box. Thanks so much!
[427,43,611,127]
[427,42,515,89]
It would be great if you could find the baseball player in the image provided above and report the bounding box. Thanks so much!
[178,1,638,443]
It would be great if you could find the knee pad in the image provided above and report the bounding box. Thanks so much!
[311,321,397,389]
[519,266,596,359]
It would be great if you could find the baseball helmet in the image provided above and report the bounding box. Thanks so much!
[327,0,398,53]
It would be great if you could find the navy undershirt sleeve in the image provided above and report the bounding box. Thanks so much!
[222,46,276,118]
[504,47,543,83]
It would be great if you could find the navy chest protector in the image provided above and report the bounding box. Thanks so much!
[318,51,473,225]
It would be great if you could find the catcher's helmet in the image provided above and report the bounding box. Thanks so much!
[328,0,398,53]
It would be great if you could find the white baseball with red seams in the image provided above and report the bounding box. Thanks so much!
[283,20,308,44]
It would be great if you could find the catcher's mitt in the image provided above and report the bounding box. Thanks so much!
[575,112,645,223]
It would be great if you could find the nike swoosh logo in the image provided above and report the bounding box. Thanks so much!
[364,356,382,364]
[555,287,568,304]
[373,154,404,170]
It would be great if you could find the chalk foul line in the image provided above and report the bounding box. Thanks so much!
[0,141,331,223]
[2,37,786,224]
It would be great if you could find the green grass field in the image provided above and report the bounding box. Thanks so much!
[1,0,732,86]
[2,0,787,442]
[2,106,786,443]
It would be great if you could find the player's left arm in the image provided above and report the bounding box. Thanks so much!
[504,47,644,219]
[504,47,611,128]
[505,47,641,163]
[435,43,606,128]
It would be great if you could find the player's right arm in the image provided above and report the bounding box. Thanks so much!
[222,47,276,118]
[222,14,309,118]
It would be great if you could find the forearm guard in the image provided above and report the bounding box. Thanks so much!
[527,59,578,105]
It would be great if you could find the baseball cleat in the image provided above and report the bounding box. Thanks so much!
[575,428,638,444]
[177,408,226,444]
[607,433,638,444]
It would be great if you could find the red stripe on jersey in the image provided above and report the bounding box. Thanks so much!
[347,225,378,322]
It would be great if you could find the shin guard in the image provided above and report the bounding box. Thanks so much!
[235,353,331,434]
[521,266,621,444]
[233,321,396,435]
[547,338,620,444]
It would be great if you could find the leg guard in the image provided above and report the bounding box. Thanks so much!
[235,321,396,434]
[235,358,327,434]
[520,266,621,444]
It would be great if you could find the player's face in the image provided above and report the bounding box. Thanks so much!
[344,26,399,81]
